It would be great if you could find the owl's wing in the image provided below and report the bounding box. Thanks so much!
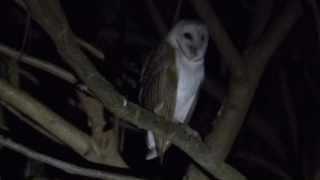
[184,88,201,124]
[139,42,177,121]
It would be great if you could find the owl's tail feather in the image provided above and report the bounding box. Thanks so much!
[146,148,158,160]
[158,148,165,164]
[156,136,170,164]
[146,131,170,163]
[145,143,166,164]
[146,131,159,160]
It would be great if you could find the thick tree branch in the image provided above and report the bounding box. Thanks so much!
[0,79,98,159]
[0,44,128,167]
[217,0,302,163]
[1,102,62,144]
[185,0,302,179]
[0,135,144,180]
[0,79,130,167]
[22,0,245,179]
[193,0,302,161]
[189,0,246,76]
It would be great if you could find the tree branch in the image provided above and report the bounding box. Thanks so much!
[0,101,62,144]
[0,135,144,180]
[306,0,320,45]
[0,79,96,160]
[144,0,168,37]
[13,0,105,61]
[246,0,274,46]
[0,43,77,84]
[194,0,301,162]
[189,0,246,76]
[75,37,105,61]
[0,78,131,167]
[236,152,292,180]
[185,0,302,179]
[279,68,299,160]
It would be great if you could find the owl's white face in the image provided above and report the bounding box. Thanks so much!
[167,20,209,62]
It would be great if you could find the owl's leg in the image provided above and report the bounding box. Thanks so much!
[146,131,158,160]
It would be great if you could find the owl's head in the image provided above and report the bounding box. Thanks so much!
[167,20,208,62]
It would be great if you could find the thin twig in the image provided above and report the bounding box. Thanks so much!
[246,0,274,45]
[306,0,320,45]
[144,0,168,36]
[13,0,27,9]
[189,0,245,75]
[172,0,184,25]
[303,66,320,105]
[0,43,77,84]
[75,37,104,61]
[12,0,105,61]
[246,111,288,162]
[279,69,299,160]
[0,135,145,180]
[236,152,293,180]
[17,8,31,64]
[0,102,62,144]
[0,44,94,96]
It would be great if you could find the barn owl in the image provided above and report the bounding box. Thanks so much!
[139,20,208,160]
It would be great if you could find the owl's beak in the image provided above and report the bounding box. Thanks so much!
[177,40,201,61]
[187,45,204,62]
[188,45,198,57]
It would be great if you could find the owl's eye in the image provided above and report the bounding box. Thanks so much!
[183,32,193,40]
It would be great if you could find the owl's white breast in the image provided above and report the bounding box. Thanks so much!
[174,55,204,123]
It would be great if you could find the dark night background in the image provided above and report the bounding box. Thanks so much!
[0,0,319,179]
